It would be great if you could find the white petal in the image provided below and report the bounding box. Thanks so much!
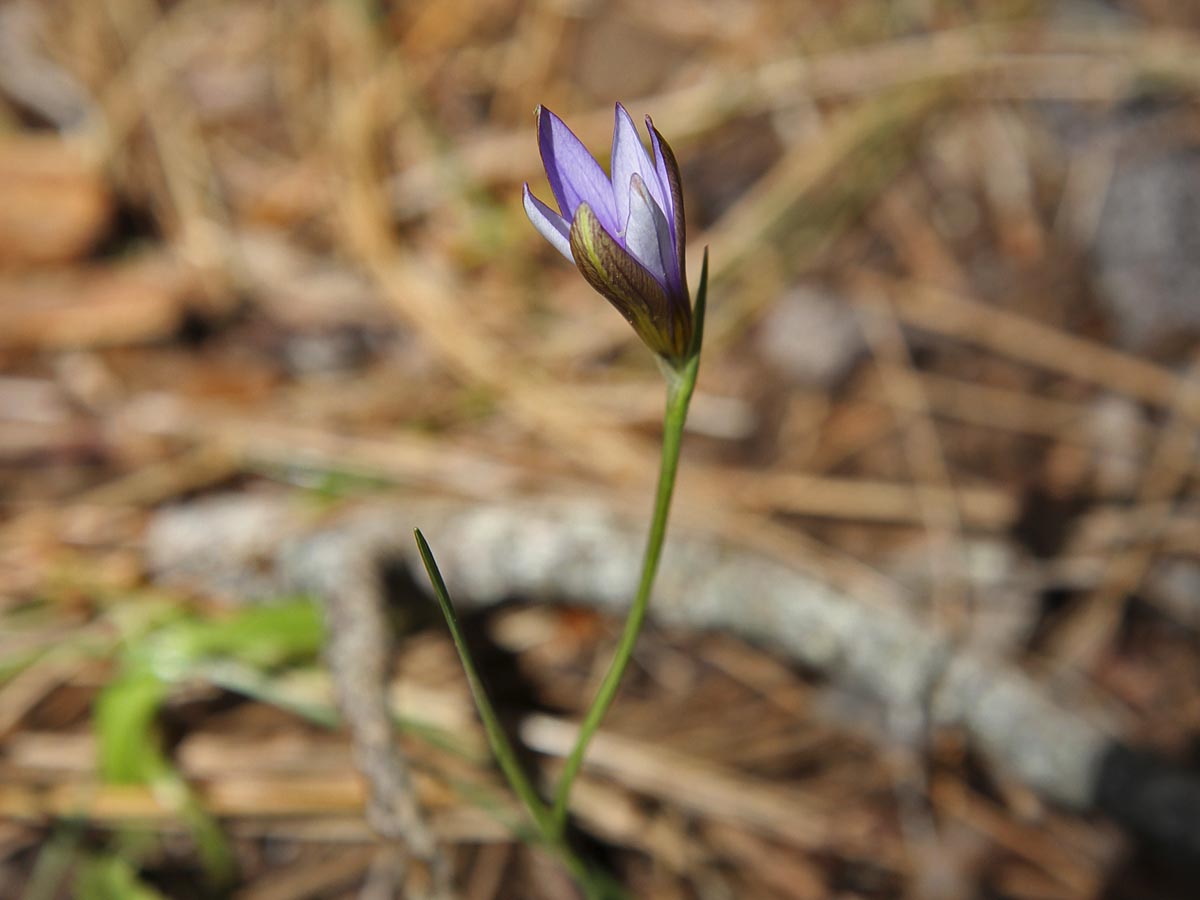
[612,104,666,239]
[646,120,677,235]
[622,174,672,287]
[523,184,573,261]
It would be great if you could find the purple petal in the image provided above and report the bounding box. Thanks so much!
[523,184,573,261]
[646,116,676,240]
[537,106,618,234]
[611,103,666,236]
[622,173,673,289]
[647,117,687,295]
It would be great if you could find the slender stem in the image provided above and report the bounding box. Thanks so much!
[550,252,708,835]
[416,252,706,898]
[549,375,693,831]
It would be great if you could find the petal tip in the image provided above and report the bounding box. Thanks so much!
[618,103,645,138]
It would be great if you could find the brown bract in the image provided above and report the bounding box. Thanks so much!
[569,202,692,363]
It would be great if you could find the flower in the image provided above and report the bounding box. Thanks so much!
[523,104,692,363]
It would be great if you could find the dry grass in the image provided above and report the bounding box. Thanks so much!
[2,0,1200,897]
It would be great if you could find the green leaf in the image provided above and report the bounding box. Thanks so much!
[75,854,168,900]
[94,670,234,882]
[95,670,169,785]
[686,247,708,362]
[412,530,556,835]
[134,599,324,679]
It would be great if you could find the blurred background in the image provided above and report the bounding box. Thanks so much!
[3,0,1200,897]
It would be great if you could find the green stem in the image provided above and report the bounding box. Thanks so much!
[550,252,708,836]
[415,251,707,898]
[549,371,694,831]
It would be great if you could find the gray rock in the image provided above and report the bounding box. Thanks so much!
[884,538,1039,652]
[757,285,866,386]
[1086,393,1147,496]
[1148,558,1200,630]
[1094,146,1200,350]
[144,492,309,602]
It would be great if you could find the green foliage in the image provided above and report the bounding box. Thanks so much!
[95,667,234,883]
[92,597,326,887]
[95,669,169,785]
[75,854,169,900]
[131,600,326,677]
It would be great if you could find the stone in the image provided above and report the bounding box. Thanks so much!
[757,285,866,386]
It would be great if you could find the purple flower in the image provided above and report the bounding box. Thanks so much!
[523,104,692,363]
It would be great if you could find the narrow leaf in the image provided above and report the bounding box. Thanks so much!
[687,247,708,361]
[413,529,555,837]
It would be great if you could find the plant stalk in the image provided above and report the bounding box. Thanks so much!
[549,252,707,835]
